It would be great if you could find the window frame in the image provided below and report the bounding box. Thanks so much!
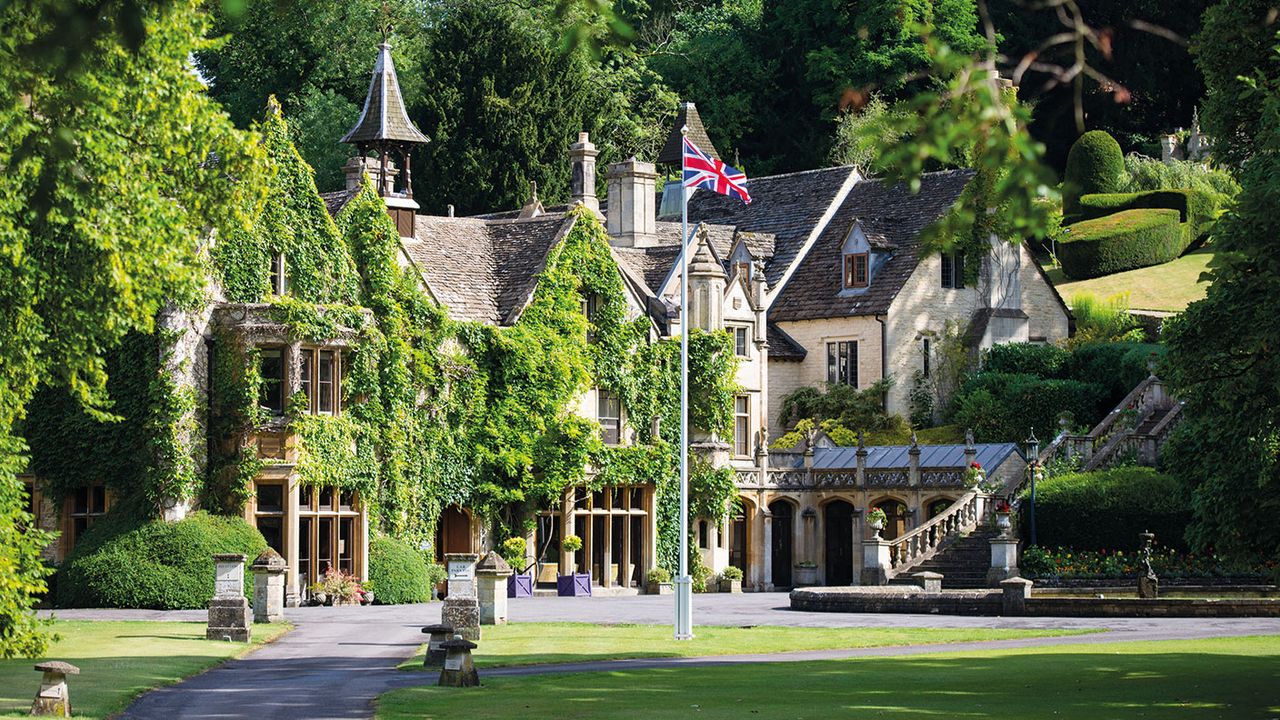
[941,251,966,289]
[826,340,859,388]
[259,347,286,416]
[922,337,932,378]
[843,252,869,289]
[597,389,622,446]
[733,395,751,457]
[732,325,750,357]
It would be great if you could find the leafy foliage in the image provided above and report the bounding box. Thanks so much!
[1062,130,1128,217]
[56,509,267,609]
[1019,467,1191,553]
[367,536,432,604]
[1123,155,1240,209]
[0,0,265,656]
[1165,10,1280,562]
[952,373,1105,445]
[778,380,901,436]
[1068,293,1146,347]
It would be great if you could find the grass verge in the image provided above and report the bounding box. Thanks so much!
[0,620,290,719]
[398,622,1098,670]
[1041,247,1214,312]
[379,634,1280,720]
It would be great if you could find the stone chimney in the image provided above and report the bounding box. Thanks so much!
[606,158,658,247]
[569,132,600,214]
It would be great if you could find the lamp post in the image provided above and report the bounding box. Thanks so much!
[1025,429,1040,547]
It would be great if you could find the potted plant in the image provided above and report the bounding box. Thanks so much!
[502,536,533,598]
[866,507,888,539]
[316,567,362,606]
[719,566,744,593]
[993,498,1013,534]
[646,567,672,595]
[794,561,818,586]
[308,583,328,606]
[425,562,447,601]
[964,461,986,488]
[557,534,591,596]
[359,581,375,606]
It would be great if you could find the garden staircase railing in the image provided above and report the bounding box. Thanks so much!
[886,490,992,576]
[1042,375,1183,472]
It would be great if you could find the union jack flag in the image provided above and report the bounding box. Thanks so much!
[683,136,751,205]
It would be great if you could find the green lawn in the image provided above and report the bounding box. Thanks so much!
[0,621,289,719]
[1042,247,1214,312]
[378,634,1280,720]
[399,622,1097,670]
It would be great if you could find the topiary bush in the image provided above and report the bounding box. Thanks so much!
[1062,130,1127,216]
[981,343,1072,379]
[1057,208,1184,279]
[1019,467,1191,552]
[367,535,432,605]
[56,509,267,609]
[1075,189,1218,246]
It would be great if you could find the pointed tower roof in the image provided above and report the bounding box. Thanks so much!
[657,102,719,165]
[342,43,429,146]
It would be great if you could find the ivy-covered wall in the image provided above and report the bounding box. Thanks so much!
[27,105,740,575]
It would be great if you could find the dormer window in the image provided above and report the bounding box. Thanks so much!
[843,253,868,289]
[269,252,286,296]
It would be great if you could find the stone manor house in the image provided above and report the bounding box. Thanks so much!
[22,42,1069,601]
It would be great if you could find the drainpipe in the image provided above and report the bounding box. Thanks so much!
[875,314,888,409]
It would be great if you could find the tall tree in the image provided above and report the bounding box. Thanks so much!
[0,0,264,656]
[1163,0,1279,560]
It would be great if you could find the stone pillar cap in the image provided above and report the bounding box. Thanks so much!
[251,549,287,571]
[441,637,478,651]
[475,551,512,575]
[422,624,455,634]
[212,553,247,562]
[1000,577,1034,587]
[35,661,79,675]
[913,571,944,579]
[444,553,479,562]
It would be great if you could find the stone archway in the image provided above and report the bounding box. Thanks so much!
[768,499,795,588]
[926,497,954,520]
[823,499,856,586]
[872,498,910,540]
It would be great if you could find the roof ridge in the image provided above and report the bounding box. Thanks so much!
[745,164,857,183]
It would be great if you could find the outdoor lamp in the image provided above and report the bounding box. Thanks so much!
[1025,428,1040,546]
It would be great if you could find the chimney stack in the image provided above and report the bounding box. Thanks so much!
[569,132,600,214]
[342,155,398,194]
[605,158,658,247]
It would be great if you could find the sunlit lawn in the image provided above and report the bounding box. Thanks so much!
[399,622,1097,670]
[0,620,289,719]
[379,634,1280,720]
[1041,247,1214,312]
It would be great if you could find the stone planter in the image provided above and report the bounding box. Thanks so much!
[507,573,533,598]
[794,564,818,587]
[869,518,885,539]
[995,512,1012,534]
[719,578,742,593]
[360,591,375,606]
[311,591,329,606]
[557,572,592,597]
[647,581,673,595]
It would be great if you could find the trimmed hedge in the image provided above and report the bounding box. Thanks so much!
[1067,342,1165,405]
[981,343,1072,379]
[1019,467,1191,552]
[1075,189,1218,244]
[57,510,267,609]
[952,373,1106,444]
[1062,130,1127,215]
[367,536,432,604]
[1057,208,1184,279]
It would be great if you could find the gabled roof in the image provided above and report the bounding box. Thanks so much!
[766,323,807,361]
[657,102,719,165]
[400,215,573,325]
[769,169,974,321]
[609,222,771,295]
[342,43,429,146]
[686,165,858,287]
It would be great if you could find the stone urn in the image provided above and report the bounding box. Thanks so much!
[868,517,885,540]
[995,511,1012,534]
[794,563,818,587]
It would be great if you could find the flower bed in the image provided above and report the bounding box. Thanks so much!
[1021,546,1277,581]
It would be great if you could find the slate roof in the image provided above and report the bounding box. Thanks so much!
[657,102,719,165]
[399,215,572,325]
[608,222,771,293]
[320,189,358,216]
[769,169,974,321]
[342,43,429,146]
[812,443,1023,471]
[766,323,807,361]
[687,165,857,287]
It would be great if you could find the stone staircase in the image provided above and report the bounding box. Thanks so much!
[889,528,1001,589]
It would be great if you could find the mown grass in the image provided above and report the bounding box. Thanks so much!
[1042,247,1214,312]
[0,620,289,719]
[379,634,1280,720]
[398,622,1096,670]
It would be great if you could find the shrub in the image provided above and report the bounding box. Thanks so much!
[646,567,671,584]
[952,373,1106,444]
[367,536,432,604]
[691,558,712,593]
[57,509,267,609]
[720,566,744,581]
[1075,189,1218,245]
[1067,342,1165,405]
[500,536,527,571]
[1057,208,1184,279]
[981,343,1072,379]
[425,562,447,589]
[1123,154,1240,208]
[1019,467,1191,552]
[561,534,583,553]
[1062,130,1127,215]
[1068,292,1145,348]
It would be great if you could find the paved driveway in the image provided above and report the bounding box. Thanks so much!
[48,593,1275,720]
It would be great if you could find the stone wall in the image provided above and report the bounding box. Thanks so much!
[768,316,883,438]
[1017,243,1071,342]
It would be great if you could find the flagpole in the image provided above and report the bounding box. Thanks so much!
[675,124,693,641]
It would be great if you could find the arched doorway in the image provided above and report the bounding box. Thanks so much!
[823,500,855,586]
[768,499,794,588]
[728,498,749,574]
[434,505,472,561]
[872,498,910,540]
